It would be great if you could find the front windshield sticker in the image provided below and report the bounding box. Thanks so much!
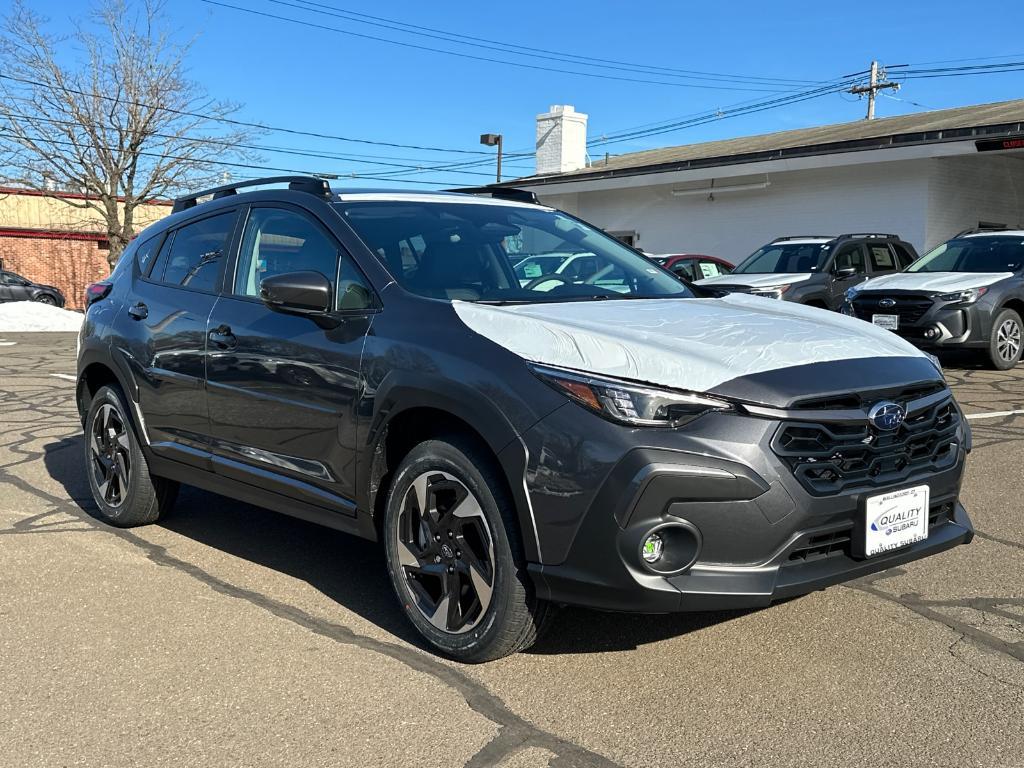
[523,263,543,278]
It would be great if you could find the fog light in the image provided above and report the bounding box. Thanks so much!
[641,533,664,563]
[923,327,940,339]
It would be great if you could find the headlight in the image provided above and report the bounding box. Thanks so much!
[530,365,734,427]
[925,352,944,377]
[937,287,987,305]
[749,284,791,300]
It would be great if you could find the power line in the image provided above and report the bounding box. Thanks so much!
[0,72,496,155]
[0,130,469,186]
[277,0,821,88]
[201,0,799,93]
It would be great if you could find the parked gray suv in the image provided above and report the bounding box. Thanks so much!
[696,234,918,310]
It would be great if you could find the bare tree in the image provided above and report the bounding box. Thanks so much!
[0,0,259,267]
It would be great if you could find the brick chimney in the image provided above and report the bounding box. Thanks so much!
[535,105,588,176]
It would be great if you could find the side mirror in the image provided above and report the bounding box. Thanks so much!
[260,271,331,314]
[834,266,858,278]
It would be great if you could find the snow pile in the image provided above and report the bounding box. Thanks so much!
[0,301,84,332]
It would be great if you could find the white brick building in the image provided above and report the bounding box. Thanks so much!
[508,101,1024,261]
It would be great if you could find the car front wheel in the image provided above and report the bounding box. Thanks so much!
[989,309,1022,370]
[34,293,57,305]
[383,437,550,662]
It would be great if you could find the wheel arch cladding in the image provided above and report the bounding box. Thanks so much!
[366,385,536,559]
[77,360,123,424]
[1000,297,1024,318]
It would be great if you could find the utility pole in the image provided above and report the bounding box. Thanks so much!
[848,60,900,119]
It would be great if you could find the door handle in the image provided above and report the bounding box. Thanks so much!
[208,325,237,349]
[127,303,148,320]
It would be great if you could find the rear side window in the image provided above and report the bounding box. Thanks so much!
[134,234,162,274]
[696,260,729,279]
[868,244,897,273]
[150,212,235,292]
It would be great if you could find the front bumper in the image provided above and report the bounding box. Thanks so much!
[848,292,993,349]
[521,393,971,614]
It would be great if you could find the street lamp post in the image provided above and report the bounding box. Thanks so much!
[479,133,503,183]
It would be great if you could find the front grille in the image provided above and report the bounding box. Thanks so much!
[792,382,945,411]
[784,501,957,564]
[772,397,960,496]
[852,293,934,325]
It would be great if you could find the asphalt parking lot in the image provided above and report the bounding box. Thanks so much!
[1,333,1023,768]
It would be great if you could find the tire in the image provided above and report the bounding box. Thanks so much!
[84,385,179,527]
[988,309,1022,370]
[34,293,57,306]
[383,436,551,662]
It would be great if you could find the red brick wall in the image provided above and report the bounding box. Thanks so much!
[0,234,110,310]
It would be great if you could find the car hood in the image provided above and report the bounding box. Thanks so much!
[452,295,929,401]
[855,271,1014,293]
[695,272,814,288]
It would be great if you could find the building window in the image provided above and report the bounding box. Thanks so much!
[608,230,637,247]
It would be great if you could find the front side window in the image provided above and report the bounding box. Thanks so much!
[336,200,690,303]
[670,260,697,281]
[868,244,897,273]
[235,207,372,311]
[152,212,235,292]
[732,243,829,274]
[833,245,867,274]
[0,271,29,286]
[909,236,1024,273]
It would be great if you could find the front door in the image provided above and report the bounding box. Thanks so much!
[828,243,869,309]
[205,204,376,513]
[125,211,237,466]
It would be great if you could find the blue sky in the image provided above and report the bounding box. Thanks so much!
[30,0,1024,187]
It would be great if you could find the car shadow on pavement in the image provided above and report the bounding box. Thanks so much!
[44,434,753,655]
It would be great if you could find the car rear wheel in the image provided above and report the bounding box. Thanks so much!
[988,309,1022,370]
[383,437,550,662]
[84,385,179,527]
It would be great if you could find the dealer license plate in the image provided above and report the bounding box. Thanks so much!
[872,314,899,330]
[864,485,930,557]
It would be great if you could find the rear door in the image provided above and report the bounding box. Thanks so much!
[866,242,901,277]
[124,209,239,466]
[204,203,376,513]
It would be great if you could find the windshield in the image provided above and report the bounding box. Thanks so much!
[335,199,693,303]
[908,236,1024,273]
[733,243,829,274]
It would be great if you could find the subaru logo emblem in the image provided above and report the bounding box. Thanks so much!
[868,401,905,431]
[878,298,896,308]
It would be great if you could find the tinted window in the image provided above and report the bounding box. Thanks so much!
[234,207,373,311]
[336,200,690,303]
[671,261,697,281]
[235,208,339,297]
[833,245,867,274]
[154,213,234,291]
[868,244,897,273]
[134,234,162,273]
[696,260,730,279]
[891,243,915,269]
[0,271,29,286]
[909,236,1024,273]
[733,243,829,274]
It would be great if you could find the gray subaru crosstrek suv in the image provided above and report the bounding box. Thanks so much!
[76,178,973,662]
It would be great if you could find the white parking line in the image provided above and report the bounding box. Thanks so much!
[965,409,1024,421]
[49,373,77,382]
[0,341,16,346]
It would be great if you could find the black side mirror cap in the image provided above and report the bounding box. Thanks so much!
[259,271,332,314]
[834,266,858,278]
